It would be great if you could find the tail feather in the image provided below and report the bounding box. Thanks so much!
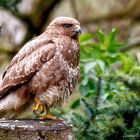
[0,93,19,111]
[0,95,33,119]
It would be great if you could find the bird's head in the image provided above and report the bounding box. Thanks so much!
[47,17,81,39]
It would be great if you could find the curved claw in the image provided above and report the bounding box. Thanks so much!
[38,113,64,120]
[33,97,63,120]
[33,97,45,115]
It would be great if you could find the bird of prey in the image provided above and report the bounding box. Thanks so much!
[0,17,81,119]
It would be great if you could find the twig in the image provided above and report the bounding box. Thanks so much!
[95,76,102,115]
[81,99,94,120]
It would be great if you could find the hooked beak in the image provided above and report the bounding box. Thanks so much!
[75,25,81,34]
[71,25,81,39]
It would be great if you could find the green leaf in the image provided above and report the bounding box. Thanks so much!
[85,62,96,74]
[95,60,105,76]
[107,92,114,101]
[71,99,80,109]
[111,41,125,48]
[130,66,140,76]
[109,28,117,41]
[79,84,90,97]
[80,33,93,43]
[97,28,105,43]
[0,0,20,8]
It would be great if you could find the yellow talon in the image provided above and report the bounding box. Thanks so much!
[33,97,63,120]
[38,113,63,121]
[33,97,45,115]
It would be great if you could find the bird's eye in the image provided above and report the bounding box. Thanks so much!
[63,23,72,28]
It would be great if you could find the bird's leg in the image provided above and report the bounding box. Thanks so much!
[39,113,58,120]
[33,97,63,120]
[33,97,45,116]
[38,105,62,120]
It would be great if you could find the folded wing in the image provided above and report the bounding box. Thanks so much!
[0,38,56,99]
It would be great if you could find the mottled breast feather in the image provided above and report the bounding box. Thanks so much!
[29,35,80,107]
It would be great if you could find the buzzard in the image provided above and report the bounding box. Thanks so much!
[0,17,81,119]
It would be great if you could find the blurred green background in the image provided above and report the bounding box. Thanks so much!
[0,0,140,140]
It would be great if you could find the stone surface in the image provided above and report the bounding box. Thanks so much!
[0,119,74,140]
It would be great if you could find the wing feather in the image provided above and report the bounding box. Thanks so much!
[3,35,49,75]
[0,37,56,99]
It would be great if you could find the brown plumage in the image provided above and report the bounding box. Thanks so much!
[0,17,81,118]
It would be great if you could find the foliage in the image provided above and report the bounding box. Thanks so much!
[53,28,140,140]
[0,0,20,9]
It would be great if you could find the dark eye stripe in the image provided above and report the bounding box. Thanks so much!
[63,24,72,28]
